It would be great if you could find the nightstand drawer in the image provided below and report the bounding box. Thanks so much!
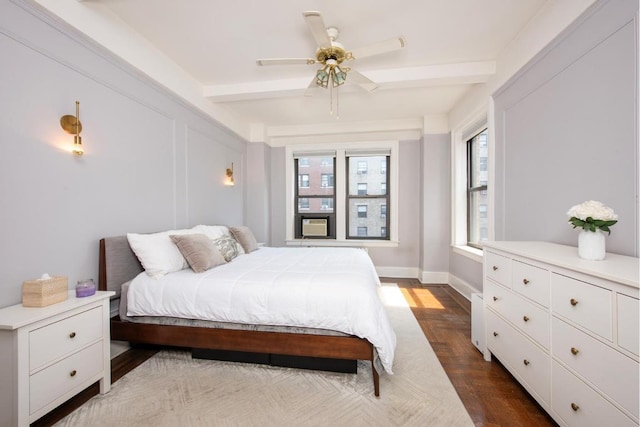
[29,306,103,371]
[552,317,639,419]
[551,274,612,340]
[512,260,549,307]
[29,341,104,415]
[552,360,636,427]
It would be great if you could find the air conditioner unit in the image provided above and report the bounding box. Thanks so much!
[302,219,328,237]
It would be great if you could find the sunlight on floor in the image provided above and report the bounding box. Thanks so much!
[378,283,410,307]
[399,287,445,310]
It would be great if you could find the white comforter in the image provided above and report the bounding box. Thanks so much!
[127,246,396,373]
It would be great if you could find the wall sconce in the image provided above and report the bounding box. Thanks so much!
[225,162,234,186]
[60,101,83,156]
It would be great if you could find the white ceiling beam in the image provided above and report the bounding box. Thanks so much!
[203,61,495,102]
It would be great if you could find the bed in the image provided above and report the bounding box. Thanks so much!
[99,226,396,396]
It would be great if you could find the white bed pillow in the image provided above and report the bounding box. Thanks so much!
[192,225,230,240]
[127,229,195,278]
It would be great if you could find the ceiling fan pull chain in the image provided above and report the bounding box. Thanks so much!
[336,84,340,120]
[329,76,334,116]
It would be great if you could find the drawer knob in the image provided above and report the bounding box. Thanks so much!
[493,296,498,302]
[69,332,76,339]
[571,347,580,356]
[492,266,498,271]
[570,298,579,306]
[523,359,530,366]
[70,370,77,377]
[571,402,580,412]
[523,315,530,322]
[523,279,530,285]
[493,332,499,337]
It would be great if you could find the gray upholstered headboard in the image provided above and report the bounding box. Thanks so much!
[99,235,143,298]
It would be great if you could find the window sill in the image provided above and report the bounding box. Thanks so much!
[286,239,399,248]
[452,245,484,263]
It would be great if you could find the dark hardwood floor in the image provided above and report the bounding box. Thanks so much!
[34,279,556,426]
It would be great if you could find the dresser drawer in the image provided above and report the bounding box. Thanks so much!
[551,274,612,340]
[29,306,103,371]
[512,260,550,307]
[29,341,104,415]
[485,251,511,288]
[617,294,639,356]
[552,317,639,419]
[552,360,637,427]
[486,280,549,348]
[486,310,550,404]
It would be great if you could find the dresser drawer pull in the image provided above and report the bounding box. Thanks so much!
[69,332,76,339]
[523,316,530,322]
[570,298,579,306]
[70,370,77,377]
[492,266,498,271]
[523,279,530,285]
[571,402,580,412]
[570,347,580,356]
[493,332,499,337]
[492,296,498,302]
[523,359,530,366]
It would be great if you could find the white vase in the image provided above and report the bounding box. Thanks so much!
[578,229,606,260]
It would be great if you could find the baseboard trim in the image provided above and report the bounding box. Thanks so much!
[419,270,449,284]
[448,274,482,301]
[376,266,419,279]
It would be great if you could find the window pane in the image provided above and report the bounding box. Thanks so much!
[348,199,387,238]
[298,156,334,197]
[469,189,488,245]
[321,198,334,212]
[348,156,387,196]
[298,198,309,210]
[469,130,488,187]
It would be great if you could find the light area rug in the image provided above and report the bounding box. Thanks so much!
[55,284,474,427]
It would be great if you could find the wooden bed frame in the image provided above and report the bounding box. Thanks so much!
[99,236,380,396]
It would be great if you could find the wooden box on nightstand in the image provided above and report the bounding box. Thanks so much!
[0,290,114,426]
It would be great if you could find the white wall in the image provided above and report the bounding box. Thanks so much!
[0,2,246,307]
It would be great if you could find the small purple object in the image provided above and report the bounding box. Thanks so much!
[76,279,96,298]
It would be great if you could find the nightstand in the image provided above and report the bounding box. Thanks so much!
[0,290,114,426]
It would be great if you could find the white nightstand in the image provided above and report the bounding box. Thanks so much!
[0,290,114,426]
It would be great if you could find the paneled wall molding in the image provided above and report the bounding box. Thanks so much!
[11,0,247,144]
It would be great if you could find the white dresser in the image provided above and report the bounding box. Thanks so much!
[483,241,639,427]
[0,291,114,426]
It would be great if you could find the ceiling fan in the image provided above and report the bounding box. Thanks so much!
[256,11,406,98]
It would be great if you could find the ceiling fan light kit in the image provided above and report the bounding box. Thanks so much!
[256,11,405,118]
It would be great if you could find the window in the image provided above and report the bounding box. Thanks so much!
[357,161,368,174]
[294,155,336,238]
[286,142,398,246]
[321,173,334,188]
[347,155,390,240]
[467,129,488,248]
[321,198,334,210]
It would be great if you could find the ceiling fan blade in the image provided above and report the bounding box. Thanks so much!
[349,36,406,60]
[303,11,331,49]
[256,58,316,66]
[347,69,378,92]
[304,76,321,97]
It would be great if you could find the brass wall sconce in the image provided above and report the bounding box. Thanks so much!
[60,101,83,156]
[225,162,234,186]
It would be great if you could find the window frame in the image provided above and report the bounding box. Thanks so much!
[285,141,399,247]
[451,105,494,262]
[466,129,488,250]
